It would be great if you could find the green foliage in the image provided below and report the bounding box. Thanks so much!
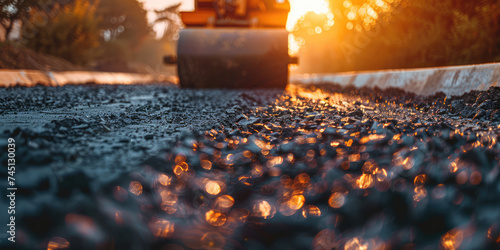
[23,0,100,65]
[293,0,500,73]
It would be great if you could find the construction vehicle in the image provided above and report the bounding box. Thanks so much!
[164,0,298,89]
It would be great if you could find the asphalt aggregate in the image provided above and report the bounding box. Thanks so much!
[0,83,499,249]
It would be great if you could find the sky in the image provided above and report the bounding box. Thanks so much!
[140,0,194,37]
[140,0,194,13]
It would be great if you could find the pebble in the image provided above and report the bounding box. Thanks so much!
[451,99,465,112]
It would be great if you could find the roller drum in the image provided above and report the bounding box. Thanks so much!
[177,28,289,89]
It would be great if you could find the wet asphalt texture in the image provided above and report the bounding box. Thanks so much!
[0,83,499,249]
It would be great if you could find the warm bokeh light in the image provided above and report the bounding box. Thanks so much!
[149,219,175,238]
[129,181,143,196]
[253,200,276,219]
[158,173,171,186]
[47,237,70,250]
[215,195,235,209]
[205,180,222,195]
[115,211,123,225]
[113,186,128,201]
[302,205,321,218]
[201,231,226,249]
[230,208,251,225]
[287,0,332,55]
[201,159,212,170]
[487,224,500,243]
[160,189,178,207]
[413,186,427,202]
[287,0,330,31]
[313,229,337,250]
[345,237,369,250]
[355,173,374,189]
[414,174,427,187]
[295,173,311,189]
[441,229,464,250]
[173,162,189,176]
[469,171,482,185]
[375,168,387,182]
[279,194,306,216]
[205,210,227,226]
[65,214,98,238]
[456,171,469,185]
[328,192,346,208]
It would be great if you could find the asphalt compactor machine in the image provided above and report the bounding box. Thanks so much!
[165,0,298,89]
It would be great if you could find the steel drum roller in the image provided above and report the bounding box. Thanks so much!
[176,28,291,89]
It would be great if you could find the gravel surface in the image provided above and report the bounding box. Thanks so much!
[0,84,280,175]
[0,83,499,249]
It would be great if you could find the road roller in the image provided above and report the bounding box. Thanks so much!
[164,0,298,89]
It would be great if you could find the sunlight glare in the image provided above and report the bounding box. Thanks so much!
[287,0,331,31]
[287,0,333,55]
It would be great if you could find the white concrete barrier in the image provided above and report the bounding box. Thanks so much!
[0,70,157,87]
[291,62,500,96]
[3,63,499,95]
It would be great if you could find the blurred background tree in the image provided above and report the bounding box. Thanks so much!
[5,0,500,73]
[292,0,500,73]
[130,3,182,76]
[0,0,36,39]
[95,0,151,60]
[23,0,100,65]
[2,0,181,73]
[20,0,153,69]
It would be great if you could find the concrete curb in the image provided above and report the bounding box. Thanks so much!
[0,70,157,87]
[291,62,500,96]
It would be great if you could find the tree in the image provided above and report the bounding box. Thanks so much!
[23,0,100,65]
[96,0,151,50]
[292,0,500,73]
[367,0,500,68]
[0,0,36,39]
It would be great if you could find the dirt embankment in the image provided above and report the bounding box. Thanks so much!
[0,44,88,71]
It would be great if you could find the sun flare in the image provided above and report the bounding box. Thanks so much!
[287,0,331,31]
[287,0,333,55]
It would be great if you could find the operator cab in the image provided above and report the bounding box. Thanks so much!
[181,0,290,28]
